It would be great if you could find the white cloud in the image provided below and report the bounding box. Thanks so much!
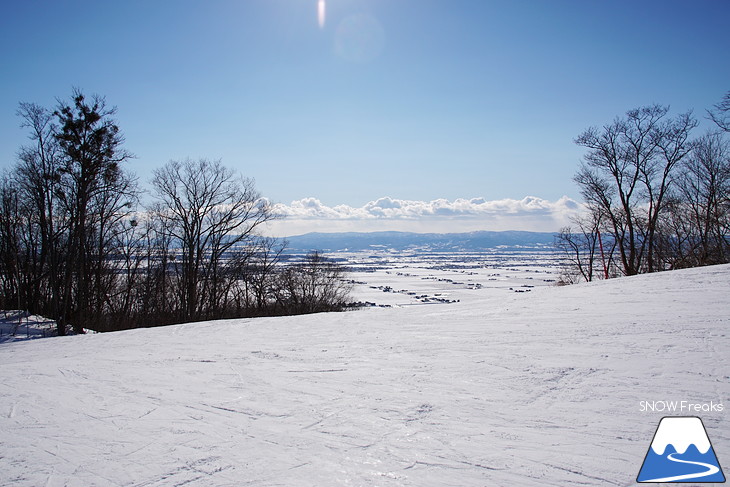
[264,196,584,236]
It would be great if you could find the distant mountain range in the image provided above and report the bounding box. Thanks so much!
[284,231,557,252]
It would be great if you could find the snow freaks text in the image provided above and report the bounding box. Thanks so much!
[639,401,724,413]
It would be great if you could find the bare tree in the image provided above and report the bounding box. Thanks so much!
[555,209,614,283]
[574,105,696,275]
[668,132,730,266]
[276,251,353,314]
[708,90,730,133]
[100,215,149,330]
[642,110,697,271]
[151,158,274,322]
[13,103,68,334]
[137,212,178,325]
[230,236,287,315]
[53,89,135,333]
[0,178,22,315]
[82,168,138,327]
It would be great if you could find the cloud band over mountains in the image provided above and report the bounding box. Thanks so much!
[266,196,583,235]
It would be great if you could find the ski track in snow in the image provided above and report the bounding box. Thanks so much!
[0,263,728,486]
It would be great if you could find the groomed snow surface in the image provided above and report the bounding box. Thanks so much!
[1,264,728,486]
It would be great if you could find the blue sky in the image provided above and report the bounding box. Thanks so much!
[1,1,728,234]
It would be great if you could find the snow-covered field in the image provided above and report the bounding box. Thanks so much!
[1,263,728,486]
[342,248,563,307]
[0,312,59,344]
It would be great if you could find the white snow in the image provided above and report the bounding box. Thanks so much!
[1,263,728,486]
[650,416,712,455]
[0,311,59,343]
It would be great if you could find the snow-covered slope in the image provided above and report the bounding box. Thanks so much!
[1,264,728,486]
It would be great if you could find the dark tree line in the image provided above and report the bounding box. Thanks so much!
[0,90,352,335]
[557,92,730,283]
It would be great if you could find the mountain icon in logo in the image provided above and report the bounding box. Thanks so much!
[637,416,725,483]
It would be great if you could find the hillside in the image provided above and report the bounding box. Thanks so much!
[1,264,728,486]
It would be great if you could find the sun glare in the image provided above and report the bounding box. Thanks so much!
[318,0,326,28]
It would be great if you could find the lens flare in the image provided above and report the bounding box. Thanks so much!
[317,0,326,28]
